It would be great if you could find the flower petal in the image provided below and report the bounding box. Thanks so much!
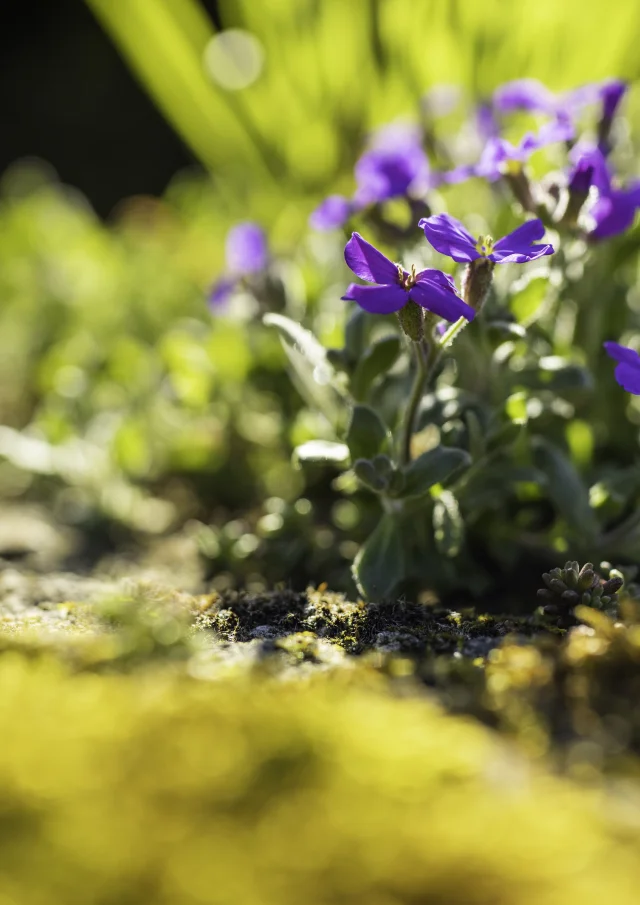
[614,362,640,394]
[344,233,399,284]
[604,341,640,366]
[208,276,237,308]
[419,213,479,263]
[590,189,640,240]
[310,195,351,230]
[493,78,556,114]
[491,219,554,263]
[410,272,475,323]
[226,223,268,275]
[342,283,408,314]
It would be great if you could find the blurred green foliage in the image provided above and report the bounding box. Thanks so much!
[3,0,640,599]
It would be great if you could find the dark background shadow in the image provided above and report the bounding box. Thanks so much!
[1,0,222,216]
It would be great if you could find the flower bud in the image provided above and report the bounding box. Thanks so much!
[461,258,494,313]
[396,299,424,342]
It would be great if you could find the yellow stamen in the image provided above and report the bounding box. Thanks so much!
[475,234,495,257]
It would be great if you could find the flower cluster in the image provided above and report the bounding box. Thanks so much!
[341,215,554,335]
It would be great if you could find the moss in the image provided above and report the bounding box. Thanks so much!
[198,586,545,656]
[0,656,636,904]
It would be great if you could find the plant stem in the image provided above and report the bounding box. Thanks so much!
[400,340,429,466]
[400,315,471,466]
[438,316,468,349]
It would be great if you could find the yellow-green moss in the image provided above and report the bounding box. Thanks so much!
[0,654,638,905]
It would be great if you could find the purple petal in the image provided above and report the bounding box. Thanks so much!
[225,222,268,275]
[569,144,611,194]
[410,272,475,323]
[494,219,546,249]
[344,232,399,284]
[535,114,574,146]
[440,164,478,185]
[475,139,514,180]
[600,79,627,120]
[590,190,640,240]
[342,283,407,314]
[490,244,554,264]
[355,144,430,203]
[310,195,351,230]
[419,213,479,263]
[476,102,500,141]
[208,276,237,308]
[604,341,640,366]
[614,362,640,394]
[491,219,554,263]
[493,79,556,114]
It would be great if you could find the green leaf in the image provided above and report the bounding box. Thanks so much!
[344,308,367,362]
[345,405,391,461]
[532,437,599,539]
[352,514,407,600]
[465,409,485,461]
[433,490,464,557]
[263,313,347,425]
[353,458,386,492]
[350,335,402,400]
[509,275,549,325]
[400,446,471,501]
[485,420,523,452]
[293,441,350,468]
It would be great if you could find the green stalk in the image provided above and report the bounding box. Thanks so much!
[400,341,428,466]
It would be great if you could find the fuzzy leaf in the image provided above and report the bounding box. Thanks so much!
[350,335,402,400]
[352,514,406,600]
[264,313,347,425]
[400,446,471,500]
[532,437,599,539]
[345,405,391,461]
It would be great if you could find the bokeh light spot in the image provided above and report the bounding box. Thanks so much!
[203,30,264,91]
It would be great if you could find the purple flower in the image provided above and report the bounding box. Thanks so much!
[419,213,554,264]
[310,123,431,231]
[354,123,431,206]
[493,79,557,115]
[493,77,627,121]
[341,232,474,323]
[310,195,352,231]
[442,116,573,185]
[208,222,268,307]
[570,144,640,239]
[604,341,640,394]
[225,222,268,274]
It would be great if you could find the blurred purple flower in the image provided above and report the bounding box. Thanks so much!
[225,222,268,274]
[310,195,352,231]
[310,123,431,231]
[570,144,640,239]
[208,222,268,308]
[604,341,640,394]
[342,232,474,322]
[476,102,500,141]
[493,77,627,121]
[420,214,554,264]
[494,79,557,115]
[442,116,573,185]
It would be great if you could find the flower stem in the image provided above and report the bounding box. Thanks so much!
[400,315,471,466]
[438,316,469,349]
[400,340,429,466]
